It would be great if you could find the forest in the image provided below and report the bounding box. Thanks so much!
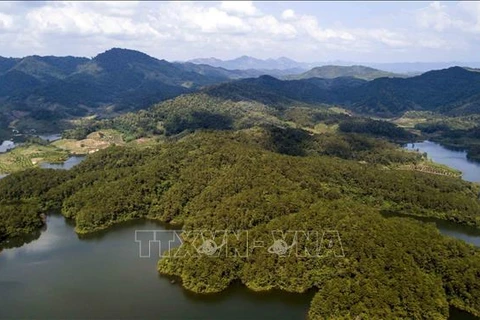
[1,126,480,319]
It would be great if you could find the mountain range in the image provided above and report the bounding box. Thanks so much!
[1,48,480,139]
[188,56,480,74]
[0,48,248,134]
[188,55,306,71]
[203,66,480,117]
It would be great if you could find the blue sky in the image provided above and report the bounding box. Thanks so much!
[0,1,478,63]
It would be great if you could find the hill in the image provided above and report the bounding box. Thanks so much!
[0,48,245,138]
[189,55,308,71]
[1,130,480,318]
[284,65,405,81]
[202,67,480,117]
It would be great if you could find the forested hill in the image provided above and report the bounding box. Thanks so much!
[1,129,480,318]
[203,67,480,117]
[0,48,272,136]
[284,65,403,81]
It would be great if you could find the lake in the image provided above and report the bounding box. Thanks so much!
[0,140,15,153]
[40,156,85,170]
[405,141,480,183]
[37,133,62,142]
[0,215,313,320]
[0,140,479,319]
[0,133,61,154]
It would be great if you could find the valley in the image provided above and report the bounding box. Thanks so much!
[2,49,480,320]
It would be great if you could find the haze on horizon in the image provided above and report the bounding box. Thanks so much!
[0,1,479,63]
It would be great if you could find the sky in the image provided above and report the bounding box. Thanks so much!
[0,1,479,63]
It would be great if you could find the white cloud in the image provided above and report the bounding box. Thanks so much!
[281,9,296,20]
[0,12,14,31]
[0,1,477,62]
[416,1,455,31]
[251,15,297,39]
[220,1,258,16]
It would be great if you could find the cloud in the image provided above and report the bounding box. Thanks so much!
[0,1,477,62]
[416,1,456,31]
[220,1,258,16]
[0,12,14,31]
[281,9,296,20]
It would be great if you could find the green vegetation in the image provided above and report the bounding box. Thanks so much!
[285,65,404,80]
[0,143,69,174]
[0,168,71,241]
[413,115,480,162]
[1,128,479,318]
[338,118,415,142]
[2,63,480,318]
[54,129,124,154]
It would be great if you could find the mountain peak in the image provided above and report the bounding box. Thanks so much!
[95,48,158,64]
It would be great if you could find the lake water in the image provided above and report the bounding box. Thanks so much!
[405,141,480,183]
[0,216,313,320]
[40,156,85,170]
[0,141,479,319]
[0,133,60,154]
[37,133,62,142]
[0,140,15,153]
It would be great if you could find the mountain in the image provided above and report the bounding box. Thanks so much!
[173,62,302,80]
[0,48,243,136]
[284,65,405,81]
[202,67,480,117]
[189,55,309,71]
[368,61,480,73]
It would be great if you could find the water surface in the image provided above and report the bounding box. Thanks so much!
[37,133,62,142]
[40,156,85,170]
[0,140,15,153]
[0,140,479,319]
[405,141,480,183]
[0,215,312,320]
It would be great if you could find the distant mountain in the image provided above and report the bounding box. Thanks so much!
[2,47,480,141]
[189,56,480,75]
[284,65,405,81]
[0,48,242,136]
[368,62,480,74]
[174,62,303,80]
[202,67,480,117]
[189,55,309,71]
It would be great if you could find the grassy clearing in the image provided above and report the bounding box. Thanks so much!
[53,129,125,154]
[0,144,69,174]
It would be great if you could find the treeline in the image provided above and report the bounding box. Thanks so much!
[339,118,415,142]
[62,92,419,152]
[1,130,479,318]
[415,120,480,162]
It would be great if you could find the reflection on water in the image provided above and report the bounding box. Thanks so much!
[1,140,479,319]
[37,133,62,142]
[0,140,15,153]
[405,141,480,183]
[40,156,85,170]
[381,212,480,248]
[0,215,313,320]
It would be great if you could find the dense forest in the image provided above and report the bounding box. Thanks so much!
[415,116,480,162]
[1,127,480,318]
[2,48,480,139]
[2,56,480,318]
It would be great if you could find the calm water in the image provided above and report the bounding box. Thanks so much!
[40,156,85,170]
[0,140,15,153]
[37,133,62,142]
[0,141,479,319]
[0,215,313,320]
[0,134,60,154]
[405,141,480,183]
